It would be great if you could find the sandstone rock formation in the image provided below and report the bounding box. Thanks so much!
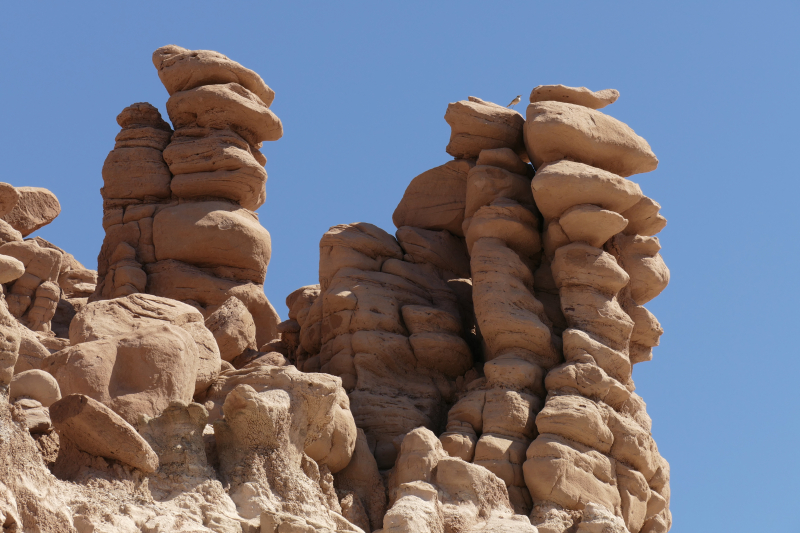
[93,44,283,350]
[286,88,671,532]
[1,48,673,533]
[521,89,671,533]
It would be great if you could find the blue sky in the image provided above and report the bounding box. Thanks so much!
[2,2,798,530]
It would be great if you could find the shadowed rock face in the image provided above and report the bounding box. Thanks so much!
[1,71,671,533]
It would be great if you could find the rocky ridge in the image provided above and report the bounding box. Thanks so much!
[0,51,670,533]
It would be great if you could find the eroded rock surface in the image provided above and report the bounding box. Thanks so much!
[1,73,673,533]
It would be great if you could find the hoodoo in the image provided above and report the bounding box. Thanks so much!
[0,45,670,533]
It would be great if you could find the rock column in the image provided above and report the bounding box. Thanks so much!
[439,145,562,514]
[520,86,671,533]
[94,46,283,347]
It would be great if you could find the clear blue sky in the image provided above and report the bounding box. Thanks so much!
[2,2,798,530]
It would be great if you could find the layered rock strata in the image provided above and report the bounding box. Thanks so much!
[94,45,283,349]
[522,90,672,533]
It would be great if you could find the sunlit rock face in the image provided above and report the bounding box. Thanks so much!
[0,54,671,533]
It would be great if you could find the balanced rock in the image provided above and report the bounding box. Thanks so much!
[50,394,159,473]
[69,293,221,395]
[0,187,61,237]
[46,324,199,425]
[153,45,276,107]
[445,96,525,159]
[530,84,620,109]
[524,101,658,176]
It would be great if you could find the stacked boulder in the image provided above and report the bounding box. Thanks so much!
[94,45,283,349]
[440,144,561,514]
[0,46,375,533]
[0,183,63,332]
[521,85,671,533]
[287,87,672,532]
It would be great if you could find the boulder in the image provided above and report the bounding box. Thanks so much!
[0,183,20,218]
[152,201,271,284]
[153,45,275,107]
[46,324,199,425]
[535,394,613,453]
[69,293,220,395]
[524,434,621,514]
[204,296,257,362]
[0,187,61,237]
[531,160,643,220]
[609,235,669,305]
[445,97,524,159]
[558,204,628,248]
[392,160,474,237]
[524,101,658,177]
[0,219,22,245]
[13,398,52,433]
[0,254,25,283]
[530,85,619,109]
[166,83,283,145]
[622,196,667,237]
[13,326,50,374]
[164,127,268,210]
[9,369,61,407]
[50,394,159,473]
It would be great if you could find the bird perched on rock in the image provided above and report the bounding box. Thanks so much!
[507,95,522,108]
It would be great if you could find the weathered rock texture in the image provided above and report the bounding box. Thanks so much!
[1,56,673,533]
[521,89,671,533]
[93,44,283,351]
[287,88,671,532]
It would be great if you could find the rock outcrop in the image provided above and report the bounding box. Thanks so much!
[286,88,671,532]
[522,89,671,533]
[93,44,283,350]
[1,49,674,533]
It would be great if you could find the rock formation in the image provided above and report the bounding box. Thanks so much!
[287,84,671,532]
[94,45,283,348]
[1,46,673,533]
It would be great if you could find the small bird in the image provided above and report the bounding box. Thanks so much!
[507,95,522,108]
